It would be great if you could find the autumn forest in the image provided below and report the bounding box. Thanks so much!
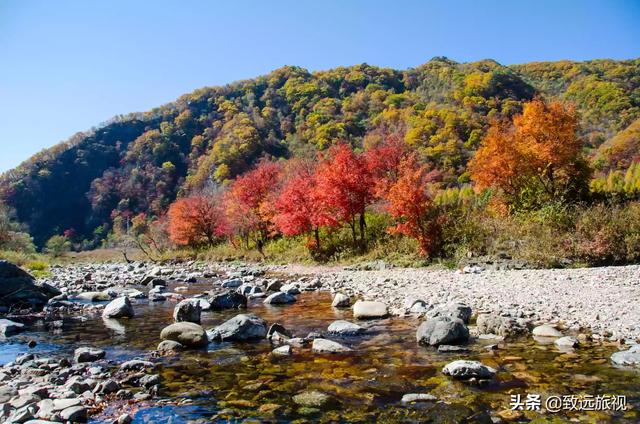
[1,58,640,267]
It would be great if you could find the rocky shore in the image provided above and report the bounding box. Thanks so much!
[273,262,640,343]
[0,259,639,422]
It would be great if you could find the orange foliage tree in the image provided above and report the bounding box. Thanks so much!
[167,195,227,247]
[469,98,589,208]
[385,155,441,255]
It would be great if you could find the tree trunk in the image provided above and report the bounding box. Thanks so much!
[359,212,367,251]
[314,227,321,250]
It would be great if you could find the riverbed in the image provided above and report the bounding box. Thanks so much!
[2,272,639,423]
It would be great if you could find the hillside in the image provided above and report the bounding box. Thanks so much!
[1,57,639,247]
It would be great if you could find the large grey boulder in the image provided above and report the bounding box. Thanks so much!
[611,344,640,366]
[353,300,388,319]
[416,316,469,346]
[207,314,267,341]
[442,360,496,379]
[429,302,472,324]
[0,260,60,311]
[102,297,134,318]
[327,320,365,336]
[173,299,201,323]
[210,291,247,310]
[264,291,296,305]
[160,322,208,348]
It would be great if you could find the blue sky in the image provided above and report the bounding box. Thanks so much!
[1,0,638,173]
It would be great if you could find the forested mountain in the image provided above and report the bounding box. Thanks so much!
[1,57,639,247]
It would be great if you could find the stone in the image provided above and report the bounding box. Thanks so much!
[408,300,429,314]
[272,345,292,356]
[115,414,133,424]
[73,347,106,363]
[157,340,184,352]
[267,323,292,339]
[173,299,201,323]
[209,291,247,310]
[0,260,60,311]
[401,393,437,403]
[207,314,267,341]
[221,278,243,288]
[312,338,352,353]
[280,283,300,295]
[292,391,333,408]
[327,320,365,336]
[52,398,82,411]
[264,291,296,305]
[331,293,350,308]
[120,360,154,371]
[265,280,283,292]
[74,291,111,302]
[353,300,388,319]
[0,318,25,336]
[60,405,87,422]
[442,360,496,379]
[437,345,469,353]
[476,313,530,338]
[532,325,563,338]
[429,302,472,324]
[611,344,640,366]
[101,297,134,319]
[139,374,160,389]
[555,336,579,348]
[416,316,469,346]
[160,322,208,348]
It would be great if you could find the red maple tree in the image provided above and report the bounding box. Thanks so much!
[314,143,373,249]
[273,160,336,250]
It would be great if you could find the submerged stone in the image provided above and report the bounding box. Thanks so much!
[442,360,496,379]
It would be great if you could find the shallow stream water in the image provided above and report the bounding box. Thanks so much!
[1,279,639,423]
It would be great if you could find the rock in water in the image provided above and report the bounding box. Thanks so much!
[157,340,184,352]
[429,302,472,324]
[416,316,469,346]
[209,291,247,310]
[532,325,563,338]
[476,313,530,338]
[352,300,388,319]
[442,360,496,379]
[207,314,267,341]
[173,299,201,323]
[74,347,106,363]
[331,293,350,307]
[102,296,134,318]
[0,318,25,336]
[611,344,640,366]
[327,320,365,336]
[312,338,353,353]
[555,336,579,348]
[74,291,111,302]
[263,291,296,305]
[292,391,333,408]
[0,260,60,311]
[401,393,437,403]
[160,322,208,348]
[272,345,292,356]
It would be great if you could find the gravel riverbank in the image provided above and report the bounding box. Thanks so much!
[272,263,640,342]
